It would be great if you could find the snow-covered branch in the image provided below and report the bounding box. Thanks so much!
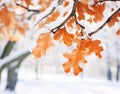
[0,47,31,70]
[89,7,120,36]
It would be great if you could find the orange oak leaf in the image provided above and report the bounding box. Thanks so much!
[66,17,75,28]
[25,0,32,7]
[108,12,120,27]
[91,2,105,22]
[76,2,105,22]
[85,39,104,58]
[63,47,89,75]
[32,32,54,58]
[0,6,28,40]
[54,27,74,46]
[0,6,14,27]
[116,29,120,35]
[63,11,68,17]
[76,2,94,20]
[76,2,89,20]
[63,1,70,7]
[81,0,89,4]
[77,38,103,58]
[38,0,53,12]
[63,38,103,75]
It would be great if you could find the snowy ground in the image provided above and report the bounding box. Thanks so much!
[0,73,120,94]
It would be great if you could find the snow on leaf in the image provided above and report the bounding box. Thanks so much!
[66,17,75,28]
[76,2,105,22]
[76,2,94,21]
[91,2,105,22]
[32,32,54,58]
[54,27,74,46]
[108,11,120,27]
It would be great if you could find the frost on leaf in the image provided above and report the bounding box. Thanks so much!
[32,32,54,58]
[54,27,74,46]
[63,38,103,75]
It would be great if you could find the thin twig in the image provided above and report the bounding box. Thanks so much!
[95,0,120,5]
[34,7,56,26]
[51,0,81,33]
[16,3,40,13]
[34,0,62,26]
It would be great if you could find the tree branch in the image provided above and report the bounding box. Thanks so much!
[0,48,31,70]
[16,3,40,13]
[51,0,85,33]
[89,8,120,36]
[0,41,15,59]
[34,0,62,26]
[34,7,56,26]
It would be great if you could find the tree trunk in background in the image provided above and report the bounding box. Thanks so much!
[115,41,120,81]
[5,53,30,91]
[106,48,112,81]
[0,41,15,81]
[107,65,112,80]
[0,40,30,91]
[6,62,19,91]
[0,41,15,59]
[116,64,120,81]
[5,61,21,91]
